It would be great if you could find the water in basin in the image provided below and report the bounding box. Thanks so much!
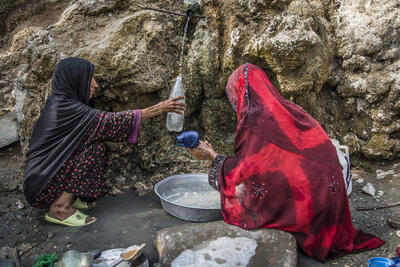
[162,181,220,209]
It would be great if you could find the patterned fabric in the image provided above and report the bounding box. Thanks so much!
[216,63,384,262]
[208,154,227,190]
[31,110,141,209]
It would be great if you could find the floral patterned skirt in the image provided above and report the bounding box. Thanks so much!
[31,141,110,209]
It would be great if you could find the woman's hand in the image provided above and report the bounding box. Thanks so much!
[187,141,218,161]
[157,96,186,114]
[141,96,185,120]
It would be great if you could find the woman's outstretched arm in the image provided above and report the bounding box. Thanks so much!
[141,96,185,120]
[90,96,185,143]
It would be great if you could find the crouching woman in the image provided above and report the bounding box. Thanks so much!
[24,57,185,226]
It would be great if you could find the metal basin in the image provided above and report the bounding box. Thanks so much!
[154,174,223,222]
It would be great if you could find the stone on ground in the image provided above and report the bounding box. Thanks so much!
[0,111,19,148]
[156,220,297,267]
[362,183,376,196]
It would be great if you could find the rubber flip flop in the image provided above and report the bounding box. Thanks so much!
[45,210,97,226]
[71,197,96,209]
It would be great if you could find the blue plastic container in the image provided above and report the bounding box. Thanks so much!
[175,131,199,149]
[368,257,395,267]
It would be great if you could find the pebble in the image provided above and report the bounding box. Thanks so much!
[356,178,364,184]
[396,231,400,238]
[377,190,384,196]
[362,183,376,196]
[47,232,55,240]
[387,217,400,229]
[16,200,24,210]
[376,169,395,180]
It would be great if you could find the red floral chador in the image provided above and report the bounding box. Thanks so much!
[210,63,384,262]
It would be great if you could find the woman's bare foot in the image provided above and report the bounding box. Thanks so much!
[49,192,96,223]
[86,202,96,209]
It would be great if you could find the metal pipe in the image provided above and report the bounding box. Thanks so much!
[136,4,205,19]
[186,3,200,18]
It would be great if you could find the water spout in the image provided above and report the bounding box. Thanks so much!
[178,17,191,74]
[166,2,201,132]
[186,3,200,18]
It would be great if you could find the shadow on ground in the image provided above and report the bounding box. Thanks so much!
[25,192,186,265]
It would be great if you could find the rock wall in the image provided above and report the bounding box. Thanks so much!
[0,0,399,193]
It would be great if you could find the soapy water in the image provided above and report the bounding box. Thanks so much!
[162,181,220,209]
[171,236,257,267]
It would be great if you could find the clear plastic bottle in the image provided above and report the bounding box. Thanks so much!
[166,74,185,132]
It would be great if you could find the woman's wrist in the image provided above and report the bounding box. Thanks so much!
[141,105,162,120]
[140,108,150,120]
[208,150,218,161]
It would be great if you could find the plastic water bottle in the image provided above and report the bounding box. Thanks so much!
[166,74,185,132]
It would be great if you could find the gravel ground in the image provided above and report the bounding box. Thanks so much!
[0,142,399,266]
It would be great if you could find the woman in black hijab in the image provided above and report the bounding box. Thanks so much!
[24,57,185,226]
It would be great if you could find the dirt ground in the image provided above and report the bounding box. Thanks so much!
[0,142,399,267]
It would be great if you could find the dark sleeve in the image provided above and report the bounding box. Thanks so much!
[208,154,228,191]
[90,110,141,142]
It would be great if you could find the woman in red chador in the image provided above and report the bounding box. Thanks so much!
[188,63,384,262]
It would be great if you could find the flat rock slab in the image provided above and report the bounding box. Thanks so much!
[156,221,297,267]
[0,112,19,148]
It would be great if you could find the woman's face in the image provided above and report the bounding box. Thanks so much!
[90,77,98,99]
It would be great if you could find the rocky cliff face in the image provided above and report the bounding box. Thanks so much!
[0,0,399,193]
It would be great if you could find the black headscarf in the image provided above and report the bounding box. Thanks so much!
[24,57,100,204]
